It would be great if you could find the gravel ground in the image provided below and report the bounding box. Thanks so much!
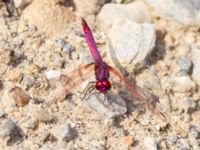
[0,0,200,150]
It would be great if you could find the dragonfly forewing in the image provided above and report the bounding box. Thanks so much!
[47,63,94,105]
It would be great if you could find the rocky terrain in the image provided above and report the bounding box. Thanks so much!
[0,0,200,149]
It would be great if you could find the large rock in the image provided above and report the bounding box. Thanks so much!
[108,19,156,72]
[97,1,151,32]
[74,0,106,15]
[145,0,200,25]
[21,0,75,38]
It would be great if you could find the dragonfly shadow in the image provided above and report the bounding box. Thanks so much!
[146,30,167,66]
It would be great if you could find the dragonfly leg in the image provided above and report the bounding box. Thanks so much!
[81,81,96,101]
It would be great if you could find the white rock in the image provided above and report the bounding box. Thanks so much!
[145,0,200,25]
[51,123,77,141]
[85,90,127,119]
[44,70,61,79]
[144,136,158,150]
[191,45,200,84]
[172,76,195,93]
[97,1,150,32]
[14,0,32,9]
[108,19,155,72]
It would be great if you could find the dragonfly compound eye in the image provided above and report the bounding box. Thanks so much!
[96,79,111,93]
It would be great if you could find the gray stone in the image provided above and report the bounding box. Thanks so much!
[176,56,193,74]
[189,126,199,139]
[145,0,200,25]
[181,97,197,113]
[56,39,66,49]
[63,42,75,56]
[22,75,35,89]
[0,119,17,139]
[169,134,178,143]
[108,19,155,72]
[179,139,190,150]
[85,90,127,119]
[144,136,158,150]
[98,1,150,32]
[52,123,77,142]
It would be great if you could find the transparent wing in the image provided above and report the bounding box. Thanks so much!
[109,66,165,119]
[47,63,94,105]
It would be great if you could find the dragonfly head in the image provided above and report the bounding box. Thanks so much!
[96,79,111,93]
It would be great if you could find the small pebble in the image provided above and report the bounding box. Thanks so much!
[0,49,12,64]
[9,70,22,81]
[27,64,41,74]
[0,110,6,118]
[176,56,193,74]
[140,116,150,126]
[115,128,126,136]
[179,139,190,150]
[63,42,75,55]
[10,87,31,107]
[35,110,53,123]
[172,76,195,93]
[0,119,16,139]
[39,146,53,150]
[90,140,106,150]
[192,110,200,122]
[22,75,35,88]
[181,97,196,113]
[120,136,134,147]
[25,119,37,129]
[44,70,61,79]
[53,56,64,68]
[169,134,178,143]
[56,39,66,48]
[189,126,199,139]
[14,38,24,48]
[70,51,79,60]
[52,123,77,141]
[144,136,158,150]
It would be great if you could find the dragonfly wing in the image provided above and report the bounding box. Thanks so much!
[81,18,102,63]
[109,66,165,119]
[47,63,94,105]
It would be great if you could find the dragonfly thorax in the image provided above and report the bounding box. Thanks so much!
[96,79,111,93]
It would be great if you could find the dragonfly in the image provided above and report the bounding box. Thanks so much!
[51,18,165,119]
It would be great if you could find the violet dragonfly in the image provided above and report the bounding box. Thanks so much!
[51,18,165,118]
